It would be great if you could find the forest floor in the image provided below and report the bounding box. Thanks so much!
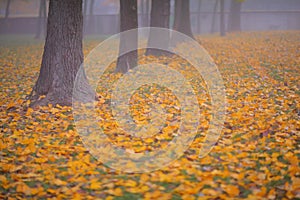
[0,31,299,199]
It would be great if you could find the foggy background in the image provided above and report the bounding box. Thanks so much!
[0,0,299,36]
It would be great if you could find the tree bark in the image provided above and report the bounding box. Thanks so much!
[173,0,194,39]
[5,0,11,18]
[220,0,226,36]
[228,0,242,32]
[115,0,138,73]
[146,0,170,56]
[30,0,94,107]
[35,0,47,39]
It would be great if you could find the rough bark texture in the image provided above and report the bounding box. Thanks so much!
[220,0,226,36]
[146,0,170,56]
[115,0,138,73]
[30,0,94,107]
[173,0,194,39]
[228,0,242,32]
[35,0,47,39]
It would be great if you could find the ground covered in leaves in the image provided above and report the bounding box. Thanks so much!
[0,31,299,199]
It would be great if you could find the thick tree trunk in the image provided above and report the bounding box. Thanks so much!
[173,0,194,39]
[5,0,11,18]
[146,0,170,56]
[35,0,47,39]
[30,0,94,107]
[115,0,138,73]
[220,0,226,36]
[228,0,242,32]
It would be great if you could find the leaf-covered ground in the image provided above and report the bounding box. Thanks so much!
[0,31,299,199]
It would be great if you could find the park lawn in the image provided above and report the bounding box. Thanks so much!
[0,31,299,199]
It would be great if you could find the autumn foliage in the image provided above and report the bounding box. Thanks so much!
[0,31,299,199]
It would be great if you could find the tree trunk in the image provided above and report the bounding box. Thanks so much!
[89,0,94,15]
[173,0,194,39]
[5,0,11,19]
[145,0,150,26]
[197,0,202,34]
[228,0,242,32]
[115,0,138,73]
[220,0,226,36]
[146,0,170,56]
[83,0,88,36]
[140,0,144,27]
[35,0,47,39]
[88,0,94,34]
[30,0,94,107]
[210,0,219,34]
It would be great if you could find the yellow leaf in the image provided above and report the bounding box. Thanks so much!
[223,185,239,197]
[145,190,162,199]
[90,182,102,190]
[256,187,267,197]
[114,188,123,196]
[0,175,6,183]
[7,101,15,109]
[292,177,300,190]
[16,183,31,195]
[105,196,114,200]
[267,188,276,199]
[35,157,48,163]
[53,179,67,186]
[123,180,137,187]
[201,188,218,196]
[140,174,149,182]
[107,187,123,196]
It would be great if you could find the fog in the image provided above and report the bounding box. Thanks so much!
[0,0,299,37]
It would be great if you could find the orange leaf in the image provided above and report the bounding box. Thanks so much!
[223,185,239,197]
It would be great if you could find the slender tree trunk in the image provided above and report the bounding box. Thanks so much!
[42,0,47,37]
[228,0,242,32]
[220,0,226,36]
[197,0,202,34]
[115,0,138,73]
[35,0,47,39]
[83,0,88,36]
[5,0,11,18]
[173,0,194,39]
[89,0,94,15]
[88,0,94,34]
[30,0,94,107]
[210,0,219,34]
[140,0,144,27]
[145,0,150,26]
[146,0,170,56]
